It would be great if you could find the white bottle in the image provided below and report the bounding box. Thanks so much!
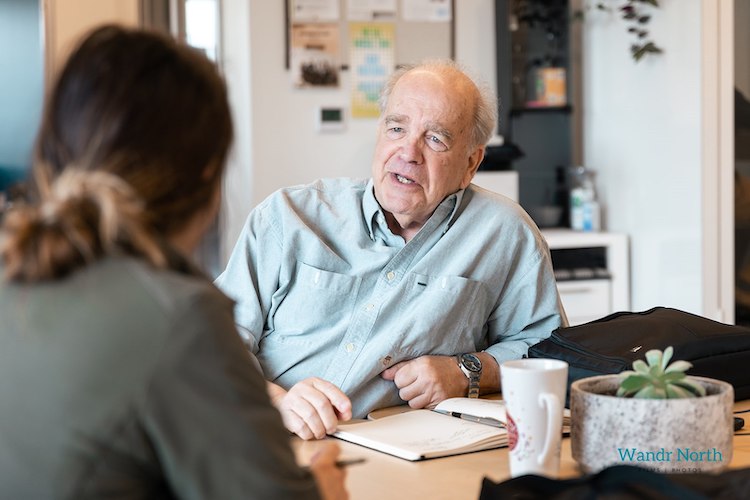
[570,166,600,232]
[570,185,586,231]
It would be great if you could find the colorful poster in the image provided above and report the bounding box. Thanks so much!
[349,23,395,118]
[290,23,340,87]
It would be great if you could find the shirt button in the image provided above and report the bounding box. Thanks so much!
[345,343,356,352]
[386,271,395,281]
[365,303,374,311]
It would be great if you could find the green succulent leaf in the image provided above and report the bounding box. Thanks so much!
[665,360,693,373]
[661,371,687,383]
[672,377,707,397]
[649,363,664,378]
[632,359,649,374]
[660,346,674,371]
[634,385,666,399]
[665,384,697,399]
[645,349,662,368]
[619,374,651,393]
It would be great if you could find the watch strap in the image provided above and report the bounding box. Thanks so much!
[457,354,482,399]
[467,374,480,398]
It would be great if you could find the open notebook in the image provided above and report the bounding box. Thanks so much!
[333,397,569,461]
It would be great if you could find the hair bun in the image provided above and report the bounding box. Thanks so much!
[1,169,164,282]
[46,169,143,243]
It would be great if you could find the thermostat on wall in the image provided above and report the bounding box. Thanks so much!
[317,106,345,133]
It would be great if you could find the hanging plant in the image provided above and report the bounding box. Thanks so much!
[575,0,663,62]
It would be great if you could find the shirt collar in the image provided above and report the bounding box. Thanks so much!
[362,180,467,240]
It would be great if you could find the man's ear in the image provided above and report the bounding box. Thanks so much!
[460,146,485,188]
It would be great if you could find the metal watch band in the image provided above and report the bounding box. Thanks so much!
[467,376,480,398]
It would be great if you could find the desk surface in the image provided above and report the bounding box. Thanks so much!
[293,400,750,500]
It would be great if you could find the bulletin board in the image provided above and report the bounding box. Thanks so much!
[285,0,455,74]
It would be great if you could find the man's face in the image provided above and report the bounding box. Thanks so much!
[371,69,484,232]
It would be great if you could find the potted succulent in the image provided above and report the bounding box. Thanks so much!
[570,347,734,473]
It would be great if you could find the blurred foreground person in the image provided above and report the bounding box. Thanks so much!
[0,24,346,500]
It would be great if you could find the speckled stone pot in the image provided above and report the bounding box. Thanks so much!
[570,375,734,474]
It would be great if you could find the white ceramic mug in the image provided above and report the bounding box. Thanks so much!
[500,358,568,478]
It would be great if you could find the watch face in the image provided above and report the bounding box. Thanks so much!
[461,353,482,372]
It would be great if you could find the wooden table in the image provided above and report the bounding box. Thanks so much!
[293,400,750,500]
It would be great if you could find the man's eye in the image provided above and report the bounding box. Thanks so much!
[386,126,405,138]
[427,135,448,151]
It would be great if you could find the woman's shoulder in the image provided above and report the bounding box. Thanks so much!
[99,256,233,319]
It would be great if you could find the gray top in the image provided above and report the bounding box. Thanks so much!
[216,178,565,418]
[0,256,319,499]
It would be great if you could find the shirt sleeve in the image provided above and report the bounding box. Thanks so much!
[483,229,567,365]
[140,287,320,500]
[214,200,284,358]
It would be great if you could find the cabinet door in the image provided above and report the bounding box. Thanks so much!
[558,279,611,326]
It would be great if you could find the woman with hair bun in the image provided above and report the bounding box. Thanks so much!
[0,25,346,500]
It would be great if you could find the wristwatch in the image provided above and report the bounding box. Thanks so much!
[457,353,482,398]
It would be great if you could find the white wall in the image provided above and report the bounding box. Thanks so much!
[581,1,704,313]
[219,0,498,261]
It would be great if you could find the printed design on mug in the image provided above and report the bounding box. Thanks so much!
[508,409,535,461]
[507,412,518,451]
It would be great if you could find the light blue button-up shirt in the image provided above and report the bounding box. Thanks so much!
[216,178,565,417]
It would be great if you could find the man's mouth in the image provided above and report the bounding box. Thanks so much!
[394,173,416,185]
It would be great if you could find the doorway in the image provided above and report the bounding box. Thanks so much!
[734,1,750,325]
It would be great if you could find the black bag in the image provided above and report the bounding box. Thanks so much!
[479,464,750,500]
[528,307,750,401]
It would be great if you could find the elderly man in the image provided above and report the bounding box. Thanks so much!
[216,60,566,440]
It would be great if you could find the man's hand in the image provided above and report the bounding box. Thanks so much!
[268,378,352,440]
[380,355,466,409]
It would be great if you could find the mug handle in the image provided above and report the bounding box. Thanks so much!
[537,392,562,465]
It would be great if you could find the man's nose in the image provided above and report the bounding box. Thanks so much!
[398,135,423,163]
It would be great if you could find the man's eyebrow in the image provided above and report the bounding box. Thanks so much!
[384,114,408,125]
[425,121,453,141]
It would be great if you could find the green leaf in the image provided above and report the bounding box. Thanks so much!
[648,363,664,378]
[643,42,663,54]
[661,371,687,383]
[673,378,707,397]
[666,385,696,399]
[645,349,662,368]
[634,385,666,399]
[660,346,674,371]
[632,42,663,62]
[619,374,651,392]
[665,360,692,374]
[633,359,649,374]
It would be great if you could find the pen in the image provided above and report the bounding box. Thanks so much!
[302,457,367,471]
[433,409,506,428]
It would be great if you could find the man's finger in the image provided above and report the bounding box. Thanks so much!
[284,396,328,439]
[310,378,353,421]
[280,409,315,440]
[380,360,407,381]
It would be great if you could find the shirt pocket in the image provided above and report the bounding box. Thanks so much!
[269,261,360,345]
[395,272,489,357]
